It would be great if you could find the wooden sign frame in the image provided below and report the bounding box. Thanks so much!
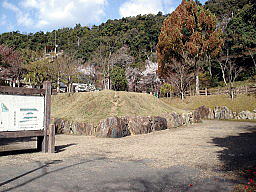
[0,81,55,153]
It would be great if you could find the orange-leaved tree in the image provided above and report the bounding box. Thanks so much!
[157,0,223,96]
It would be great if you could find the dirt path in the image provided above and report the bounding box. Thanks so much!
[0,120,256,191]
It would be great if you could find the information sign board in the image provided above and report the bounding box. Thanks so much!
[0,94,44,131]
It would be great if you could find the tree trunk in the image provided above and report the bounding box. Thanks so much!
[57,74,60,93]
[221,70,228,86]
[195,74,200,95]
[231,90,234,100]
[181,91,184,100]
[68,76,71,92]
[16,77,20,88]
[229,82,235,100]
[218,61,228,86]
[108,76,111,90]
[208,65,212,78]
[230,87,235,100]
[28,78,31,88]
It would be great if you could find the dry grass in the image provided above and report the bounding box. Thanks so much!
[52,90,185,124]
[161,94,256,113]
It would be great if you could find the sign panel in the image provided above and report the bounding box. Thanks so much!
[0,95,44,131]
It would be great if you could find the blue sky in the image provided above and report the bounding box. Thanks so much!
[0,0,207,34]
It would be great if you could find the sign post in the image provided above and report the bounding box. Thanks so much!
[0,81,54,153]
[42,81,51,153]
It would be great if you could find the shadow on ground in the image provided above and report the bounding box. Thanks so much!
[102,167,240,192]
[0,137,35,147]
[0,143,77,156]
[0,156,107,192]
[55,143,77,153]
[212,124,256,178]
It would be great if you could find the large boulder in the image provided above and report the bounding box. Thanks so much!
[96,116,168,137]
[151,116,168,131]
[126,116,152,135]
[237,111,256,120]
[54,119,95,135]
[71,122,95,135]
[127,116,167,135]
[161,112,195,128]
[193,110,202,123]
[182,112,195,125]
[164,113,184,128]
[97,117,130,138]
[194,106,214,120]
[214,106,234,120]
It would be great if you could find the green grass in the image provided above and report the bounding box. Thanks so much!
[161,94,256,113]
[52,90,185,125]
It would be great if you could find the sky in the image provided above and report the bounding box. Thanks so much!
[0,0,207,34]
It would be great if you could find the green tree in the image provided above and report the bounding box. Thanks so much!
[110,66,128,91]
[205,0,250,19]
[24,59,52,87]
[225,2,256,73]
[160,83,174,97]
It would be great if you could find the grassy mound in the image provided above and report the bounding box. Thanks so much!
[52,90,185,124]
[161,94,256,113]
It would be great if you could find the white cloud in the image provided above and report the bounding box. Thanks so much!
[2,1,20,12]
[2,0,107,31]
[119,0,175,18]
[2,1,34,27]
[22,0,38,8]
[0,15,7,26]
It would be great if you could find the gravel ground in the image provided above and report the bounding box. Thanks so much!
[0,120,256,192]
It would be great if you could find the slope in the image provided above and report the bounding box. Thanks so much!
[52,90,185,125]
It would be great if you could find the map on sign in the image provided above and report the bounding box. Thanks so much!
[0,94,44,131]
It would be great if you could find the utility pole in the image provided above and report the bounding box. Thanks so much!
[54,31,58,56]
[77,36,80,47]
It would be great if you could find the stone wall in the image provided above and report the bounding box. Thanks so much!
[54,111,199,138]
[54,106,255,138]
[194,106,256,120]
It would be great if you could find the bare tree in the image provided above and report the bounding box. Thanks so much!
[51,57,64,93]
[164,58,194,100]
[218,49,243,99]
[54,54,81,92]
[91,40,116,90]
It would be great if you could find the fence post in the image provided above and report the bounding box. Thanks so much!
[42,81,51,153]
[205,88,208,96]
[245,86,248,94]
[48,124,55,153]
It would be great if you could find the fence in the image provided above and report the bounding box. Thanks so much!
[184,86,256,96]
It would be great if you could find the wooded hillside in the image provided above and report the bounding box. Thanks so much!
[0,0,255,96]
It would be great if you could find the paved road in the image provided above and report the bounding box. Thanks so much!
[0,155,236,192]
[0,120,255,192]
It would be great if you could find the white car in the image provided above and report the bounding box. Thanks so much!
[75,85,87,92]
